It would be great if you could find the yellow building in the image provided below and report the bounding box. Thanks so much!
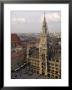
[48,57,61,79]
[26,13,61,79]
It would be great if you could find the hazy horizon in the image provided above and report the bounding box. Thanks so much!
[11,11,61,33]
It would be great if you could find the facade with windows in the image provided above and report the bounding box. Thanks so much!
[26,13,61,79]
[11,14,61,79]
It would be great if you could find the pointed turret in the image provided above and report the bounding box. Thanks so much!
[42,12,47,34]
[39,12,48,76]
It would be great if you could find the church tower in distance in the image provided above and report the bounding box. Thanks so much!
[39,12,48,76]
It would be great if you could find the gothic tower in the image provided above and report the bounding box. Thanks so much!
[39,12,48,76]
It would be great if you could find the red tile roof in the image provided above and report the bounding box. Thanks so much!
[11,33,20,42]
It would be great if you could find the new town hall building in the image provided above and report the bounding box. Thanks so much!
[11,13,61,79]
[26,13,61,79]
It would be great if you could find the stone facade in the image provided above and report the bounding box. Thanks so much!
[39,13,48,76]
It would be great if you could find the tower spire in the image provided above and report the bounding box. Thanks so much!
[39,11,48,76]
[43,12,45,23]
[42,12,47,34]
[44,12,45,21]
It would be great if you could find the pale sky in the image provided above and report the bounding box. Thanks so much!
[11,11,61,33]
